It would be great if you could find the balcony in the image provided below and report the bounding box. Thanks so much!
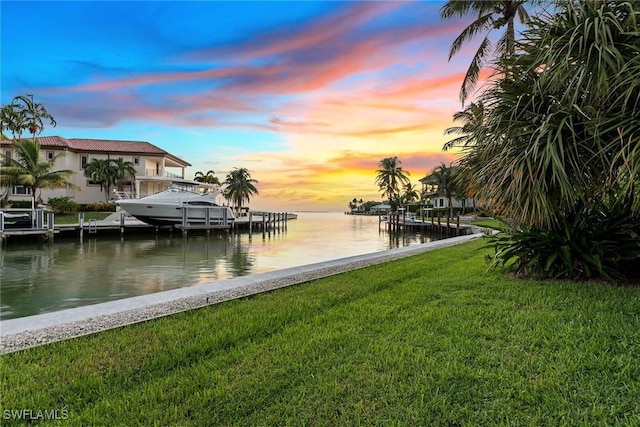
[143,169,183,179]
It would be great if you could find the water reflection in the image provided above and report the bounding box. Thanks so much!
[1,212,439,320]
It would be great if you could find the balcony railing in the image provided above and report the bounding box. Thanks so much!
[143,170,183,179]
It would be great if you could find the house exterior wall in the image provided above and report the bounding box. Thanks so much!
[2,142,189,205]
[430,196,475,209]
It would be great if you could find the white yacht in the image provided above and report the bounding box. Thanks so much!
[114,183,235,226]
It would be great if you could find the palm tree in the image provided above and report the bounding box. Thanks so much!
[462,0,640,229]
[401,183,419,205]
[375,157,410,208]
[440,0,531,104]
[349,198,358,212]
[443,102,486,151]
[84,158,117,202]
[1,94,58,204]
[1,103,24,140]
[427,163,458,218]
[222,167,259,212]
[0,138,77,215]
[10,94,57,139]
[112,158,137,192]
[194,170,220,185]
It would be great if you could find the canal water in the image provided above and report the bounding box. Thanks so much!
[0,212,441,320]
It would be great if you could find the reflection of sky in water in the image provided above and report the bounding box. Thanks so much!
[0,213,439,320]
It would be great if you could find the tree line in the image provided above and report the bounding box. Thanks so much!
[364,156,462,219]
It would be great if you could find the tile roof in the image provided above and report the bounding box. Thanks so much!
[1,136,71,148]
[66,138,168,155]
[1,136,190,166]
[34,136,71,147]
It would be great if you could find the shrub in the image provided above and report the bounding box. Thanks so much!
[47,196,80,214]
[3,200,31,209]
[83,202,116,212]
[489,200,640,280]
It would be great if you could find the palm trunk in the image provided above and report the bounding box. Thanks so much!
[507,17,515,55]
[31,187,36,228]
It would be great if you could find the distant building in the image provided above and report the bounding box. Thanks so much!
[1,136,194,204]
[369,203,391,214]
[418,175,475,211]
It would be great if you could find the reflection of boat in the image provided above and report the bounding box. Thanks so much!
[114,184,235,226]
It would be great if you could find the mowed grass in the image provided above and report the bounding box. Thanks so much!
[471,217,506,231]
[54,212,111,224]
[1,239,640,425]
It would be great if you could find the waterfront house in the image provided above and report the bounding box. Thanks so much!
[369,203,391,215]
[418,174,476,213]
[1,136,194,205]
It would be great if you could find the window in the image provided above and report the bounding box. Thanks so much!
[4,150,11,160]
[12,186,31,195]
[133,157,140,166]
[439,199,444,207]
[86,180,102,187]
[47,151,54,160]
[81,156,88,169]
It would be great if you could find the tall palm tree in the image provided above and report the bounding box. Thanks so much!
[194,170,220,185]
[0,138,77,213]
[1,94,58,203]
[440,0,531,104]
[222,167,258,212]
[10,94,56,139]
[112,158,137,192]
[84,158,117,202]
[427,163,458,218]
[375,157,410,207]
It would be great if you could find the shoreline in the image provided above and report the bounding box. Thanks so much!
[0,233,483,354]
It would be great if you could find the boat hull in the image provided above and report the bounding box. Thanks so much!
[116,201,234,226]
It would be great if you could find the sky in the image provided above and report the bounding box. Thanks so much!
[1,0,477,212]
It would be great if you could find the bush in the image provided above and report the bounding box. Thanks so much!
[83,202,116,212]
[47,196,80,214]
[4,200,31,209]
[489,200,640,280]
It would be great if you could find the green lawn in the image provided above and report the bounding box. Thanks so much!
[1,239,639,425]
[53,212,111,224]
[471,217,506,231]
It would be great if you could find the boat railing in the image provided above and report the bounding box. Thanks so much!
[112,190,136,200]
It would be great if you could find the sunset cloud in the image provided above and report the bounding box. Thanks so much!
[1,1,473,210]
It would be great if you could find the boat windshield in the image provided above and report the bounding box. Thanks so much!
[167,183,200,193]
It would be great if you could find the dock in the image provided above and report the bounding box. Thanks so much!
[0,209,296,246]
[381,213,474,237]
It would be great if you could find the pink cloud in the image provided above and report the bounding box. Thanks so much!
[187,2,407,61]
[49,3,464,100]
[38,0,475,145]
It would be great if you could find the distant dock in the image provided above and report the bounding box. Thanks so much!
[380,213,474,237]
